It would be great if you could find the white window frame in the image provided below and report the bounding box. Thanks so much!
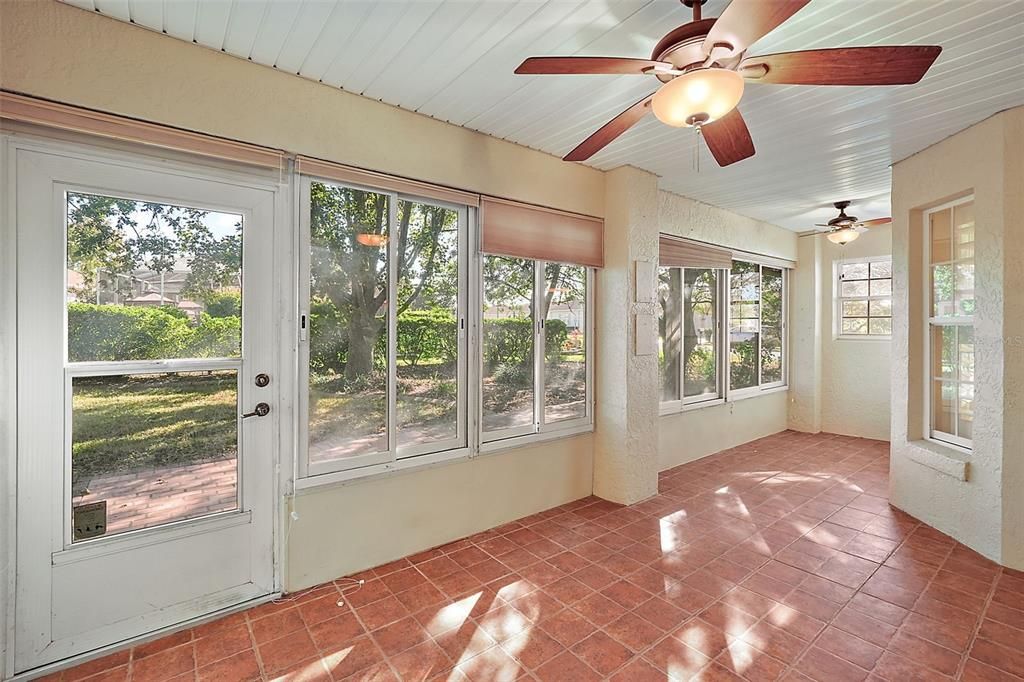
[478,257,595,450]
[297,175,471,479]
[658,266,727,415]
[834,256,893,340]
[924,196,974,452]
[296,176,595,485]
[727,260,788,401]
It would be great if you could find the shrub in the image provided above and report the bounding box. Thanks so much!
[544,319,569,361]
[397,310,457,367]
[68,303,193,361]
[483,318,533,367]
[186,313,241,357]
[204,291,241,318]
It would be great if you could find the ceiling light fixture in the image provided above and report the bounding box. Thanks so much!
[356,233,387,247]
[827,226,860,245]
[651,67,744,128]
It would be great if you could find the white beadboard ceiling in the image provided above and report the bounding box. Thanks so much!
[60,0,1024,230]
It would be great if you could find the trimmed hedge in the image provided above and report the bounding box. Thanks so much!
[68,303,239,361]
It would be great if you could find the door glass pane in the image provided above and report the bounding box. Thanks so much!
[71,371,238,541]
[843,300,868,317]
[395,199,460,449]
[66,192,242,362]
[869,260,892,278]
[842,318,868,335]
[683,269,718,398]
[482,256,535,433]
[868,318,892,335]
[869,278,892,297]
[932,381,956,436]
[760,267,784,384]
[543,264,587,423]
[729,261,759,390]
[930,208,951,263]
[869,299,892,317]
[308,182,389,462]
[658,267,682,402]
[840,262,869,280]
[840,280,868,297]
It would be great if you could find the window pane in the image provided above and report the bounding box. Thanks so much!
[760,267,783,384]
[308,183,389,462]
[930,208,951,263]
[868,318,892,336]
[658,268,682,403]
[843,300,868,317]
[729,261,759,390]
[958,382,974,440]
[954,201,974,261]
[842,318,868,335]
[869,299,892,317]
[931,264,955,317]
[932,380,956,436]
[482,256,535,433]
[396,200,460,448]
[66,192,242,362]
[869,278,892,297]
[544,264,587,423]
[71,371,237,541]
[841,280,869,297]
[869,260,892,278]
[931,325,956,380]
[683,269,718,398]
[955,263,975,316]
[840,262,869,280]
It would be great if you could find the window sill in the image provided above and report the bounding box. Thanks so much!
[834,335,892,342]
[727,384,788,403]
[479,422,593,456]
[903,439,969,481]
[293,423,594,493]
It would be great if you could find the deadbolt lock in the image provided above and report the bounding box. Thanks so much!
[255,373,271,387]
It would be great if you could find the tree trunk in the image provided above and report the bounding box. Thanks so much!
[345,307,379,381]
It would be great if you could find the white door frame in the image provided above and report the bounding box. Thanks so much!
[2,132,286,678]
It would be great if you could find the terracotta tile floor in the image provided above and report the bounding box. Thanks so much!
[46,431,1024,681]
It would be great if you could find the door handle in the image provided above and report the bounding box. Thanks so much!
[242,402,271,419]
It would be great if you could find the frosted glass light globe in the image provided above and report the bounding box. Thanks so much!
[651,68,745,127]
[827,226,860,245]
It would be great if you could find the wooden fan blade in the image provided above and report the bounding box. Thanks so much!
[739,46,942,85]
[515,56,670,75]
[859,217,893,228]
[702,0,810,57]
[700,108,755,167]
[564,94,654,162]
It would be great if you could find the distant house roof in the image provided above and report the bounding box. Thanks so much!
[125,292,175,305]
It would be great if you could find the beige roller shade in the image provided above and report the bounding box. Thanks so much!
[659,234,733,269]
[480,197,603,268]
[0,92,285,169]
[296,156,479,208]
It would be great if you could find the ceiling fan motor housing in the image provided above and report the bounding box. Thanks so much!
[650,19,743,83]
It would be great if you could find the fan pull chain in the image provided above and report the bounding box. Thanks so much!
[694,125,702,173]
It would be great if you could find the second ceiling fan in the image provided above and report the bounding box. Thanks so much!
[515,0,942,167]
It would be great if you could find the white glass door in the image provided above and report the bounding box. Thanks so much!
[13,143,277,674]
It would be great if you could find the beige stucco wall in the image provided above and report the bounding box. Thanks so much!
[821,227,893,440]
[0,0,604,218]
[657,191,798,469]
[890,107,1023,569]
[287,436,593,590]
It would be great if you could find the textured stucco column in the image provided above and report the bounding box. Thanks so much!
[594,166,660,505]
[787,235,823,433]
[890,106,1023,569]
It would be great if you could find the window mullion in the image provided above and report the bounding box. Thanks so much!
[535,260,545,432]
[679,268,687,399]
[387,193,398,461]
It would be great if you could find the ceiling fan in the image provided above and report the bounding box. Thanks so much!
[514,0,941,167]
[802,200,892,244]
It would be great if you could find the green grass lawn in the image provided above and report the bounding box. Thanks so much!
[72,372,237,489]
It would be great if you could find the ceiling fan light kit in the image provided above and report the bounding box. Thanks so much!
[651,67,744,128]
[514,0,942,168]
[827,226,860,245]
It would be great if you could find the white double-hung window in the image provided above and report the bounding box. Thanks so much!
[926,197,974,449]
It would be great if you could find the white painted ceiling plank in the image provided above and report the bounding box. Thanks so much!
[221,0,269,59]
[193,0,231,50]
[248,0,303,66]
[272,0,337,74]
[127,0,162,30]
[162,0,198,42]
[94,0,131,21]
